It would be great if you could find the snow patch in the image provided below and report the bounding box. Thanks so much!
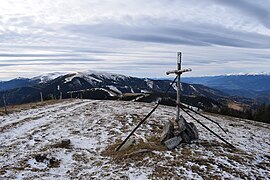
[33,72,71,83]
[225,72,270,76]
[145,79,154,89]
[1,99,269,179]
[107,85,122,94]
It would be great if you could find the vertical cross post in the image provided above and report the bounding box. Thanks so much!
[176,52,181,123]
[166,52,191,132]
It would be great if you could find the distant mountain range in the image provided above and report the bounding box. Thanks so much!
[1,71,269,115]
[0,70,236,110]
[182,74,270,104]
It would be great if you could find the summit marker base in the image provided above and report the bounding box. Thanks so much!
[161,116,199,150]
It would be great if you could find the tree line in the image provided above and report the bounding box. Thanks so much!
[206,104,270,124]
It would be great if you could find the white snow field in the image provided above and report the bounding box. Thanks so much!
[0,99,269,179]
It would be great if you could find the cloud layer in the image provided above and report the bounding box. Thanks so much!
[0,0,270,80]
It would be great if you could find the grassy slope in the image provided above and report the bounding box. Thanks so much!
[0,99,269,179]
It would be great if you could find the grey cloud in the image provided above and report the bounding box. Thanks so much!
[128,62,174,66]
[186,59,221,65]
[0,61,103,67]
[155,24,270,48]
[214,0,270,28]
[64,21,270,49]
[116,33,209,46]
[6,15,35,26]
[1,45,117,55]
[0,58,104,63]
[1,0,270,80]
[0,54,77,57]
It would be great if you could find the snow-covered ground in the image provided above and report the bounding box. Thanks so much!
[0,99,269,179]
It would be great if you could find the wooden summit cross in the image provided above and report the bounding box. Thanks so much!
[116,52,234,151]
[160,52,199,149]
[166,52,191,131]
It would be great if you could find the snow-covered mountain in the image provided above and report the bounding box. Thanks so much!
[0,71,229,109]
[0,99,269,179]
[33,72,71,84]
[0,72,71,92]
[225,72,270,76]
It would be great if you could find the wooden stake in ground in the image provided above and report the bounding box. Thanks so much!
[40,92,43,102]
[58,85,62,100]
[3,95,8,115]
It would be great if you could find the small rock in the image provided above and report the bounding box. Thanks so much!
[188,122,199,140]
[48,157,61,168]
[161,115,199,149]
[177,115,187,133]
[181,131,192,143]
[51,139,71,149]
[180,122,199,143]
[164,136,182,150]
[160,120,174,143]
[61,139,71,146]
[34,154,47,162]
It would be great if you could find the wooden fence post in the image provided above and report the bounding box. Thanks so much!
[40,92,43,102]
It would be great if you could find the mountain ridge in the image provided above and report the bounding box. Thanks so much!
[182,74,270,105]
[1,70,269,123]
[0,71,231,110]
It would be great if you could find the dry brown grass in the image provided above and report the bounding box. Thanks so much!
[102,137,166,161]
[0,99,67,116]
[101,136,257,179]
[0,169,7,176]
[227,102,245,111]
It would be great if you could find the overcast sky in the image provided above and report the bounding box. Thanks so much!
[1,0,270,80]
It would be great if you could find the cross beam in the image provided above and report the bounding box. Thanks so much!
[166,68,192,75]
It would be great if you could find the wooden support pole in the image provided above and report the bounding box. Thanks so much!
[180,103,227,134]
[116,76,178,151]
[116,103,160,151]
[180,107,235,149]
